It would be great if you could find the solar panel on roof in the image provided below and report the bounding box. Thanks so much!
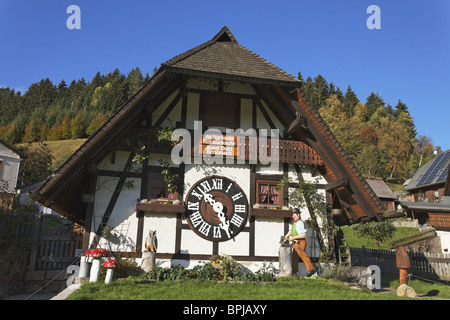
[416,152,450,186]
[436,162,449,183]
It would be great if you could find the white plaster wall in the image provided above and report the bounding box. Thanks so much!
[183,163,250,203]
[219,230,250,256]
[437,231,450,253]
[180,228,213,255]
[0,143,20,193]
[240,98,252,130]
[142,212,178,254]
[90,151,141,251]
[224,81,256,95]
[254,217,285,257]
[186,93,199,130]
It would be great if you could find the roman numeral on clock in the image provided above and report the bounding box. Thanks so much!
[231,192,243,201]
[230,214,244,227]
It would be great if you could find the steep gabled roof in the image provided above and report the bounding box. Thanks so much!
[366,179,397,200]
[161,26,300,87]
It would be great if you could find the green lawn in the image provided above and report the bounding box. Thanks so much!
[66,275,450,300]
[341,226,419,250]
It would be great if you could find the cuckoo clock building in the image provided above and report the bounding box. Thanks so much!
[36,27,389,273]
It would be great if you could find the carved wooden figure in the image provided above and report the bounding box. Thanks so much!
[396,246,411,285]
[145,230,158,253]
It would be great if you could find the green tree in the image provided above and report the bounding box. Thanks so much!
[311,74,329,109]
[127,67,144,99]
[365,92,385,119]
[342,85,359,117]
[15,143,54,186]
[394,100,417,140]
[352,220,396,250]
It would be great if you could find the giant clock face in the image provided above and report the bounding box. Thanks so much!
[185,176,248,242]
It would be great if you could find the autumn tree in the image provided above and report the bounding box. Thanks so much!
[15,143,54,187]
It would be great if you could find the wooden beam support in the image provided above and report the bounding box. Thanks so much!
[325,178,349,191]
[283,115,306,137]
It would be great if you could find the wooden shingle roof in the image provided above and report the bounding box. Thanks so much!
[161,26,300,87]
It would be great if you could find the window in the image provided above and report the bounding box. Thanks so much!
[203,93,236,128]
[256,180,281,206]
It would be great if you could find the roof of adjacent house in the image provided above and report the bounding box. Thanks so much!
[405,150,450,191]
[399,196,450,212]
[0,139,22,160]
[161,26,300,87]
[366,179,397,200]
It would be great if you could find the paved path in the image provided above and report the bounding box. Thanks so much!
[3,284,81,300]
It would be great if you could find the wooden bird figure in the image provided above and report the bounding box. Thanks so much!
[145,230,158,253]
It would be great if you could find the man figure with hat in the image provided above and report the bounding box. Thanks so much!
[284,208,316,277]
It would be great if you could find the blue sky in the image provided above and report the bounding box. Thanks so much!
[1,0,449,150]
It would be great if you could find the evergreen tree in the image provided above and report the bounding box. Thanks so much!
[302,76,315,105]
[365,92,385,119]
[127,67,144,99]
[393,99,416,140]
[311,74,329,109]
[297,71,305,85]
[342,85,359,117]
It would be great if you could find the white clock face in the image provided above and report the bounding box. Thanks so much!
[185,176,248,241]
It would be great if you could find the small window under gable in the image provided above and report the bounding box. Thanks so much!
[203,92,236,128]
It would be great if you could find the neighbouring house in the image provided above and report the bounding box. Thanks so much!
[35,26,390,274]
[404,150,450,203]
[17,180,59,215]
[399,150,450,253]
[0,140,21,206]
[366,179,398,211]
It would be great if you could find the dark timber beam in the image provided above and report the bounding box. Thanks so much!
[325,178,348,191]
[283,115,306,137]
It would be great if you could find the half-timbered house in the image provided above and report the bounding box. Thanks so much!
[36,26,390,273]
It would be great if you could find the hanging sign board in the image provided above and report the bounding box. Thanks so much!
[200,134,240,157]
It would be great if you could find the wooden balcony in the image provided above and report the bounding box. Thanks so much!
[429,213,450,229]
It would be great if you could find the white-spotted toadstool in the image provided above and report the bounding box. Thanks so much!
[86,248,109,282]
[103,259,117,284]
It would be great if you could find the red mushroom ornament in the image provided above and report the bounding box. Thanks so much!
[103,259,117,284]
[86,248,110,282]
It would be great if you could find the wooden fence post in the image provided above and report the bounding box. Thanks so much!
[29,212,42,271]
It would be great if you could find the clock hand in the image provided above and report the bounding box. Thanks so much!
[204,194,232,238]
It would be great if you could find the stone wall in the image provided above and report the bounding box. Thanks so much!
[23,270,70,295]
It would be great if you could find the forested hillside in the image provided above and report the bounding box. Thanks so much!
[0,67,151,145]
[298,72,439,183]
[0,68,440,185]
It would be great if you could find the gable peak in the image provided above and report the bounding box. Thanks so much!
[211,26,238,43]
